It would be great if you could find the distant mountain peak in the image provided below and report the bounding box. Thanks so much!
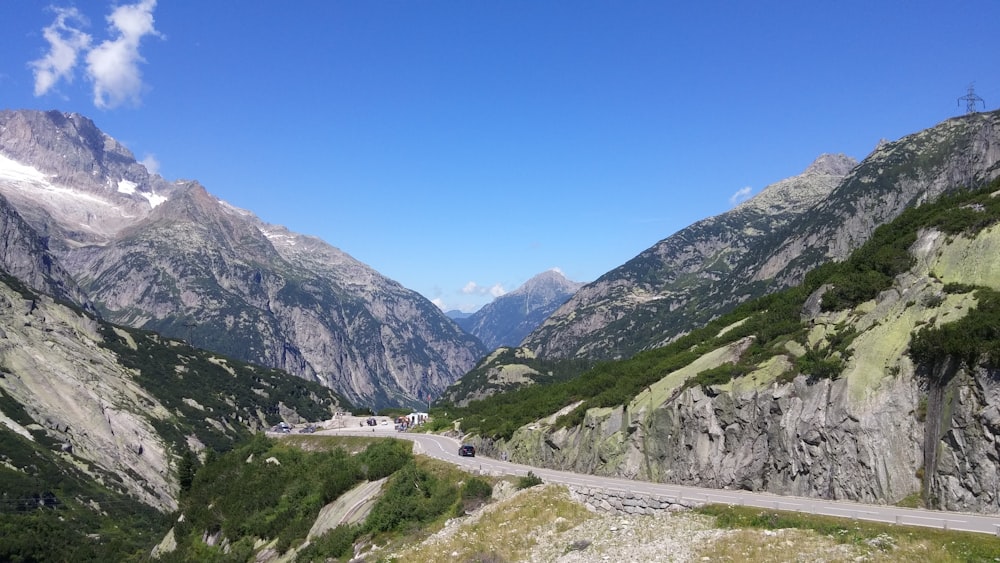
[735,153,857,216]
[511,269,581,296]
[454,269,583,350]
[803,153,857,176]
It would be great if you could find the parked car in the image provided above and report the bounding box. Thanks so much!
[458,444,476,457]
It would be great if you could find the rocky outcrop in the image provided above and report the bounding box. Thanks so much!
[0,193,90,308]
[927,366,1000,512]
[567,485,701,515]
[503,375,923,506]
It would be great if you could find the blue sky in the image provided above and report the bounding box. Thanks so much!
[2,1,998,312]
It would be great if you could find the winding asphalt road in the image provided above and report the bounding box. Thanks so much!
[321,425,1000,537]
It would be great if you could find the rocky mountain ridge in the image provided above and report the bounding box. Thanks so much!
[522,152,857,358]
[0,109,485,408]
[524,111,1000,360]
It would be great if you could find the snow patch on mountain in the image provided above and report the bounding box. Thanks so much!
[261,227,298,246]
[142,191,167,208]
[118,180,167,208]
[0,152,49,184]
[118,179,138,195]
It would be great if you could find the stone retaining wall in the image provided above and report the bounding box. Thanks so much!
[567,485,703,516]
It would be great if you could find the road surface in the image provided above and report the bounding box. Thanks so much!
[319,424,1000,537]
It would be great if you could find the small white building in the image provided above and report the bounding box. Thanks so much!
[406,412,428,425]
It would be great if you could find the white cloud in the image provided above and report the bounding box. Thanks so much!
[729,186,753,206]
[140,153,160,174]
[431,298,446,310]
[489,283,506,298]
[30,7,92,96]
[461,281,507,298]
[30,1,162,109]
[86,0,162,109]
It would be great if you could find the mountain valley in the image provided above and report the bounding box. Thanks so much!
[2,107,1000,561]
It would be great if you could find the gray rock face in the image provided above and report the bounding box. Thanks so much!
[0,193,90,308]
[455,269,584,350]
[505,374,924,505]
[526,111,1000,360]
[929,367,1000,512]
[0,110,484,408]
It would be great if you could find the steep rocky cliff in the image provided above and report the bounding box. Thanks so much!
[0,110,484,408]
[525,111,1000,360]
[491,186,1000,513]
[0,192,90,308]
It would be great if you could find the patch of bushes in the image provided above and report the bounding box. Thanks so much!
[358,438,413,480]
[517,472,544,490]
[909,288,1000,382]
[455,477,494,515]
[686,362,752,390]
[0,426,169,562]
[795,348,844,381]
[167,436,414,560]
[364,461,458,534]
[943,282,979,294]
[97,321,349,455]
[296,523,358,561]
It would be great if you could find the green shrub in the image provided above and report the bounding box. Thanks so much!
[295,524,359,561]
[363,461,458,535]
[517,472,543,489]
[910,288,1000,380]
[943,282,978,294]
[687,362,744,389]
[173,436,374,558]
[795,348,843,381]
[358,438,412,480]
[461,477,494,501]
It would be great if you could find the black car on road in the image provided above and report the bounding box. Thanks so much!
[458,444,476,457]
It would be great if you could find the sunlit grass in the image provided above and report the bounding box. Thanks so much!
[281,434,386,453]
[696,504,1000,562]
[391,484,593,563]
